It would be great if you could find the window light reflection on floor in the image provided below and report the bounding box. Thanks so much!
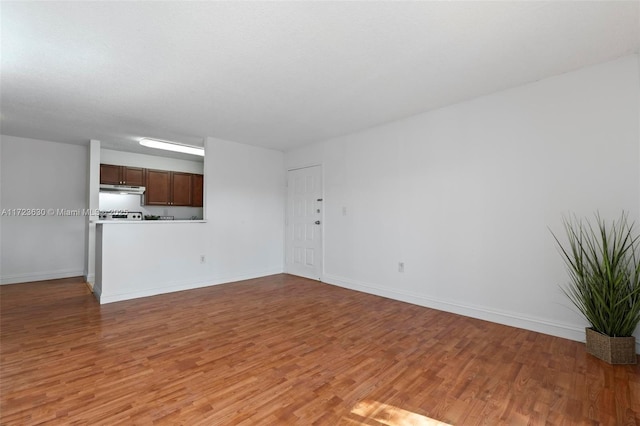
[349,399,452,426]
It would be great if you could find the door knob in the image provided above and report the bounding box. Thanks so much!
[315,220,321,225]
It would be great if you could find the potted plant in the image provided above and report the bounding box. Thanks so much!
[551,212,640,364]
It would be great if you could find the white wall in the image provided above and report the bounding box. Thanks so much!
[1,135,284,294]
[0,135,88,284]
[285,54,640,350]
[101,148,204,174]
[95,222,210,303]
[102,138,285,294]
[205,137,285,282]
[84,139,100,288]
[93,137,285,303]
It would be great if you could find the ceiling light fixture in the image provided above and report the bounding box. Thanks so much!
[139,138,204,156]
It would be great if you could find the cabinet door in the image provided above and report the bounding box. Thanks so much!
[171,172,193,206]
[100,164,121,185]
[192,174,203,207]
[123,167,144,186]
[145,170,171,205]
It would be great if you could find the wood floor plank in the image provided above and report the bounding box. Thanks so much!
[1,274,639,425]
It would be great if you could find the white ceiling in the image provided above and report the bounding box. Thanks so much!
[1,1,639,155]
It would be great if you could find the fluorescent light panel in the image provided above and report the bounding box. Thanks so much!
[139,138,204,156]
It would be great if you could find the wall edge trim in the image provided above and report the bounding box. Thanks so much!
[322,273,640,353]
[0,270,85,285]
[97,267,284,304]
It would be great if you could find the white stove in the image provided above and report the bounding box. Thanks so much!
[99,211,143,221]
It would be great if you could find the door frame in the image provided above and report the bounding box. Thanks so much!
[285,164,324,281]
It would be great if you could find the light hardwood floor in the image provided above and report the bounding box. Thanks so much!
[1,274,638,425]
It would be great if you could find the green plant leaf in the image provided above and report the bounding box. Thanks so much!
[551,212,640,337]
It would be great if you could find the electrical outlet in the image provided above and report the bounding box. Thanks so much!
[398,262,404,273]
[342,206,347,216]
[200,255,206,264]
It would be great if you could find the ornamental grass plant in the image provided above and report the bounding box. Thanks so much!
[552,212,640,337]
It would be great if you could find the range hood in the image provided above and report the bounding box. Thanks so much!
[99,184,146,195]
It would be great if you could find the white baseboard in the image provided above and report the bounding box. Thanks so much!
[85,274,95,291]
[211,267,284,285]
[97,267,284,305]
[322,273,640,354]
[97,278,217,304]
[0,269,85,285]
[93,281,102,301]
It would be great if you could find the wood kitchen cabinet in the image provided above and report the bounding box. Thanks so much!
[144,169,193,206]
[191,174,203,207]
[171,172,193,206]
[100,164,144,186]
[145,169,171,205]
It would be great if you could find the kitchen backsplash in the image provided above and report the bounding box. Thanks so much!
[99,193,203,220]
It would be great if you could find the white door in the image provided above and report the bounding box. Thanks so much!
[286,165,322,280]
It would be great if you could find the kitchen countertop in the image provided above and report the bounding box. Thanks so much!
[95,220,207,224]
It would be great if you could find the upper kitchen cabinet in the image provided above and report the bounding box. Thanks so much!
[192,174,203,207]
[145,169,193,206]
[145,169,171,205]
[100,164,144,186]
[172,172,193,206]
[123,167,145,186]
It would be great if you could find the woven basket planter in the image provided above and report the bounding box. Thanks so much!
[585,328,637,364]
